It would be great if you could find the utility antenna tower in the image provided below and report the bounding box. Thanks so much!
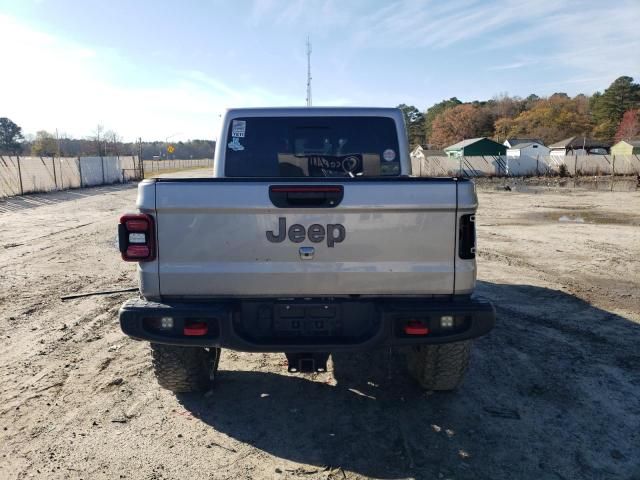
[305,36,312,107]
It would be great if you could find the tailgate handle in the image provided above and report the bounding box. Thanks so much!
[269,186,343,208]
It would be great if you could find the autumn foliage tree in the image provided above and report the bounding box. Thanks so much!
[429,104,494,148]
[420,76,639,149]
[614,110,640,142]
[491,96,592,145]
[424,97,462,142]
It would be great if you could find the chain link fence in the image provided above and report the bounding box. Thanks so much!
[411,154,640,177]
[143,158,213,175]
[0,156,142,198]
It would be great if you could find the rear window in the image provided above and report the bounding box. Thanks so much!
[224,116,401,177]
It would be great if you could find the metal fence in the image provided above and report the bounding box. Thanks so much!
[0,156,142,198]
[143,158,213,174]
[411,154,640,177]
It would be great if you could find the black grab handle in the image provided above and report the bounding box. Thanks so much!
[269,185,344,208]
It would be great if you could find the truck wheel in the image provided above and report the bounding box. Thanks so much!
[150,344,220,393]
[406,341,471,391]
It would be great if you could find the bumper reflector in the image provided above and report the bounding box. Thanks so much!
[404,320,429,335]
[183,322,208,336]
[126,245,150,258]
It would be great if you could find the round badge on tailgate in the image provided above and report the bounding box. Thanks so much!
[383,149,396,162]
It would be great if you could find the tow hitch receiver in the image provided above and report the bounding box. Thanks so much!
[285,353,330,373]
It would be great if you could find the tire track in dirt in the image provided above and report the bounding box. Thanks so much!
[1,179,639,479]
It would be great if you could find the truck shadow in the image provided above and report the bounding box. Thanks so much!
[177,281,640,479]
[0,183,136,213]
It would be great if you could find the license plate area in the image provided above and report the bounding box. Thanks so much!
[236,299,379,345]
[274,304,342,337]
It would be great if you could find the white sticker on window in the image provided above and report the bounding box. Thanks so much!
[231,120,246,138]
[228,137,245,151]
[383,149,396,162]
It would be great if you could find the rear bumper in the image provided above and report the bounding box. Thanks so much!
[119,296,495,352]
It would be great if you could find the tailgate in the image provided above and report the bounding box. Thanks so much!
[154,180,458,297]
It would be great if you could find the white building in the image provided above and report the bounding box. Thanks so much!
[506,142,550,159]
[548,136,610,157]
[503,137,544,149]
[505,142,550,175]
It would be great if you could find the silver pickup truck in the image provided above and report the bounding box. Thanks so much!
[118,107,494,393]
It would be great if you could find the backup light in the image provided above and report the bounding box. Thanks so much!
[440,315,454,328]
[128,233,146,244]
[160,317,174,329]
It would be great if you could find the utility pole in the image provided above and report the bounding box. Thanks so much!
[306,36,312,107]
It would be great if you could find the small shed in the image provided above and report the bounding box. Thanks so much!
[610,139,640,156]
[548,137,610,156]
[503,137,544,148]
[444,138,506,157]
[506,141,550,158]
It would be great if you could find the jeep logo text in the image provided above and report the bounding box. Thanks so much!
[266,217,346,247]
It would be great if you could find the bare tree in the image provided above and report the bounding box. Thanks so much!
[91,124,105,156]
[104,130,122,156]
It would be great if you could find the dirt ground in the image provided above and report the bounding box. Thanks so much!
[1,172,639,480]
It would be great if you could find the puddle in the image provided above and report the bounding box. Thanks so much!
[558,215,585,223]
[478,177,640,193]
[527,210,640,226]
[554,179,640,192]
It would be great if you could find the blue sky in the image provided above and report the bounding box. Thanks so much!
[0,0,638,141]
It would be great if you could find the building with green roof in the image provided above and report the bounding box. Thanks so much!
[444,137,506,158]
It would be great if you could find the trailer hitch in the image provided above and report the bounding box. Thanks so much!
[285,353,330,373]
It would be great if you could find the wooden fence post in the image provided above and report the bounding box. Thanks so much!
[101,156,105,185]
[52,157,58,189]
[78,157,83,188]
[612,155,615,176]
[17,156,24,195]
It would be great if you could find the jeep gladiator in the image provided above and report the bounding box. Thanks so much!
[118,107,495,393]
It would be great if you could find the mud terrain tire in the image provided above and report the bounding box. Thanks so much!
[150,344,220,393]
[406,341,471,391]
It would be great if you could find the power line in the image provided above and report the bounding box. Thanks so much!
[306,36,312,107]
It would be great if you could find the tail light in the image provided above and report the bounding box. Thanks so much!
[119,213,156,262]
[458,214,476,260]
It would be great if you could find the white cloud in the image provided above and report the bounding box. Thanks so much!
[245,0,639,92]
[0,14,301,141]
[488,61,530,71]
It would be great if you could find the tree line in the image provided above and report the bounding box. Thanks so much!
[398,76,640,149]
[3,76,638,157]
[0,122,215,160]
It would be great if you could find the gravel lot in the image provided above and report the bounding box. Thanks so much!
[1,171,639,480]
